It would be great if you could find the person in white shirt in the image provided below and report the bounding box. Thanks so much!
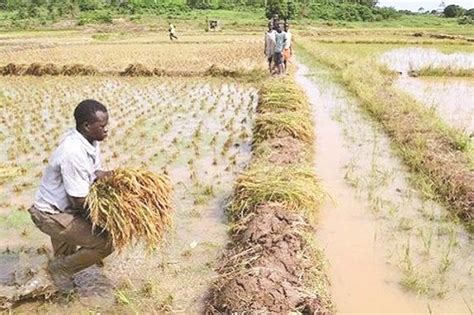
[264,22,276,74]
[169,23,178,41]
[29,99,113,294]
[283,23,293,73]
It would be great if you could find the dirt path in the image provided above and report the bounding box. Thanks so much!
[296,62,474,313]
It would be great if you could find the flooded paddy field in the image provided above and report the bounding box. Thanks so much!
[1,23,473,314]
[396,76,474,135]
[0,76,257,312]
[296,29,474,313]
[297,63,474,313]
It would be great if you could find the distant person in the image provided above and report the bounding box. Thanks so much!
[264,23,276,74]
[271,13,280,31]
[168,23,178,41]
[273,23,286,75]
[283,23,292,72]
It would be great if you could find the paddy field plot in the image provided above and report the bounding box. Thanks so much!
[0,34,264,73]
[0,76,258,312]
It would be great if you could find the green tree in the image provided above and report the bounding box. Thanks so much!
[443,4,465,17]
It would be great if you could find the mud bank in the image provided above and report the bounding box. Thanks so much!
[207,79,332,313]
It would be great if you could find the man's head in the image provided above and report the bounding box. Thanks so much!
[267,22,273,32]
[284,23,289,32]
[276,23,282,33]
[74,99,109,143]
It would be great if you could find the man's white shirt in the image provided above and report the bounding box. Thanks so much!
[34,129,101,214]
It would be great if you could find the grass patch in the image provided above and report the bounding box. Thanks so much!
[415,66,474,77]
[0,208,31,229]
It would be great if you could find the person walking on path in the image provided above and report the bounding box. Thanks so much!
[168,23,178,41]
[283,23,293,72]
[273,23,287,76]
[264,22,276,74]
[29,99,114,295]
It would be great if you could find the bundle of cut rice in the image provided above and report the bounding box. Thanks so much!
[86,168,173,251]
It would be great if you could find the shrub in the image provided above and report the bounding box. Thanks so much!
[77,9,113,25]
[444,4,465,18]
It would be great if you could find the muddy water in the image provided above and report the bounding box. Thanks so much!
[396,76,474,135]
[296,63,474,314]
[380,47,474,74]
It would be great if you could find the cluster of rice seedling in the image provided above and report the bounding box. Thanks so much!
[86,168,173,251]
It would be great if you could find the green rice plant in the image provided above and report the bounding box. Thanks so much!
[416,66,474,78]
[253,112,314,145]
[228,163,323,221]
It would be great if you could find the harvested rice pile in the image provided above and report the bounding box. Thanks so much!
[86,168,173,251]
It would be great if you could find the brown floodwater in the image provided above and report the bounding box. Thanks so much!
[395,76,474,135]
[296,63,474,314]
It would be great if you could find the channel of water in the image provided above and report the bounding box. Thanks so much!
[296,62,473,314]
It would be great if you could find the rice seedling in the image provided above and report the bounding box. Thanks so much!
[86,168,174,251]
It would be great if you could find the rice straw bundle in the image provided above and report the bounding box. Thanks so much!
[86,168,173,251]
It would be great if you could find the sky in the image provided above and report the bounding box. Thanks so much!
[377,0,474,11]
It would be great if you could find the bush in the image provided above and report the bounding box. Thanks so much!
[458,16,474,24]
[77,9,113,25]
[444,4,465,18]
[308,2,387,22]
[78,0,103,11]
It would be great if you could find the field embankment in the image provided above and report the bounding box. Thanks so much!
[296,40,474,230]
[206,80,332,313]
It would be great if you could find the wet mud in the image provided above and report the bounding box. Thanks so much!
[207,203,323,314]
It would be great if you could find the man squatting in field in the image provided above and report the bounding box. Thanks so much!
[28,100,114,294]
[264,22,276,73]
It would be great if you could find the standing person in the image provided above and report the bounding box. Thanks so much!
[283,23,293,73]
[273,23,287,76]
[271,13,280,31]
[168,23,178,41]
[29,99,114,295]
[264,22,276,74]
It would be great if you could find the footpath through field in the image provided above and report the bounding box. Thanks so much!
[296,62,474,313]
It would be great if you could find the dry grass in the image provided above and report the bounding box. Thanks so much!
[86,168,173,251]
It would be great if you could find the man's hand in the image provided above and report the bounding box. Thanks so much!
[69,196,86,211]
[95,170,113,181]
